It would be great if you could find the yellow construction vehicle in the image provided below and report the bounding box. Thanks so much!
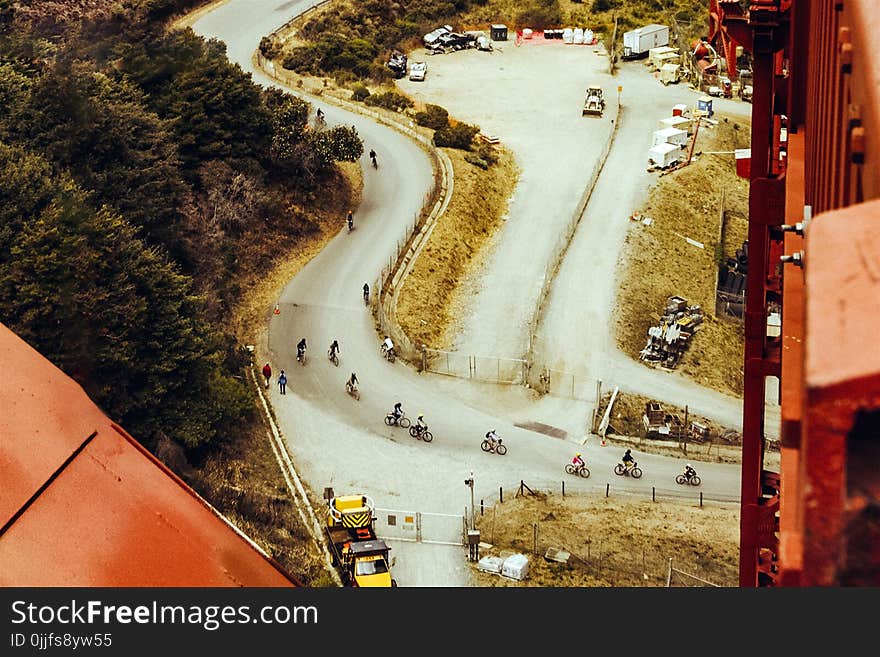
[324,490,396,587]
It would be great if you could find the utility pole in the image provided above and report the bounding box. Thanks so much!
[464,471,475,530]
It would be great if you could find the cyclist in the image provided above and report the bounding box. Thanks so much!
[415,413,428,433]
[369,148,377,167]
[382,336,395,358]
[297,338,307,362]
[622,448,635,470]
[485,429,500,448]
[363,282,370,303]
[572,452,585,470]
[329,339,339,360]
[392,401,404,424]
[684,463,697,481]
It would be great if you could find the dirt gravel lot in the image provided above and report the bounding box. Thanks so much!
[397,40,616,362]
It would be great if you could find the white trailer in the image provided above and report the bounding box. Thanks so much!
[652,127,688,148]
[622,24,669,60]
[648,142,681,169]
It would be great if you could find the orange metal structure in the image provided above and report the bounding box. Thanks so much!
[714,0,880,586]
[0,322,300,586]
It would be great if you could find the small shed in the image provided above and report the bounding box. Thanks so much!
[653,126,688,147]
[659,63,681,85]
[672,103,689,117]
[501,553,529,581]
[648,142,681,168]
[659,115,692,132]
[696,95,714,117]
[491,24,508,41]
[649,45,678,69]
[735,148,751,178]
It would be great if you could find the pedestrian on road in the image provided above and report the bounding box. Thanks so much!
[262,362,272,388]
[347,210,354,231]
[278,370,287,395]
[363,282,370,304]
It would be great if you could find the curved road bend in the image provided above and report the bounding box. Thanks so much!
[193,4,748,585]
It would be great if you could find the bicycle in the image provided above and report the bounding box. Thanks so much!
[384,412,410,428]
[328,348,339,367]
[614,461,643,478]
[408,424,434,442]
[297,350,307,366]
[565,463,591,478]
[480,438,507,455]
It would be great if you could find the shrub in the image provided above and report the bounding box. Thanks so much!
[414,104,449,130]
[433,122,479,150]
[259,36,281,60]
[517,0,563,30]
[475,142,498,166]
[464,153,489,169]
[351,83,371,102]
[364,90,413,112]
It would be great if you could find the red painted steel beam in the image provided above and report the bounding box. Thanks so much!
[722,0,790,587]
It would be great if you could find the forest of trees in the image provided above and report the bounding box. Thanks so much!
[0,0,362,452]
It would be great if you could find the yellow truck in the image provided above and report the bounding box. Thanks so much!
[324,491,397,587]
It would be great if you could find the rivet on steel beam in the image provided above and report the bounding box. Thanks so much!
[840,43,853,74]
[851,126,866,165]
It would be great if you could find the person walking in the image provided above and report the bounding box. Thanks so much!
[347,210,354,231]
[262,362,272,389]
[363,282,370,304]
[277,369,287,395]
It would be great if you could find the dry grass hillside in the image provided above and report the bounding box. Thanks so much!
[397,147,519,350]
[613,115,751,397]
[471,492,739,587]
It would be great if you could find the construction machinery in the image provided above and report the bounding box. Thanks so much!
[582,85,605,117]
[323,489,396,587]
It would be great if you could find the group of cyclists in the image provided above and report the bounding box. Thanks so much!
[568,448,699,481]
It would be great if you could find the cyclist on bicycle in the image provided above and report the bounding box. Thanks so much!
[572,452,585,470]
[297,338,307,361]
[329,339,339,359]
[415,414,428,433]
[622,449,635,469]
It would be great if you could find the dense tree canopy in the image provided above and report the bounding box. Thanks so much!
[0,2,363,452]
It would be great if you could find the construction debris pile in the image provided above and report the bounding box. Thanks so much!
[642,401,712,442]
[639,296,704,369]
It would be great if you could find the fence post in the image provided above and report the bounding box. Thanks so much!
[533,523,538,555]
[480,499,484,516]
[666,557,673,587]
[700,491,703,507]
[652,486,656,502]
[605,483,610,497]
[499,487,503,503]
[562,481,565,497]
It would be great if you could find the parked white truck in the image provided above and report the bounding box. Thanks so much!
[622,24,669,60]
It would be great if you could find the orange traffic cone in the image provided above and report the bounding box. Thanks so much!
[273,304,280,315]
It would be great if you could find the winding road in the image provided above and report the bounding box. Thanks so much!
[191,1,770,586]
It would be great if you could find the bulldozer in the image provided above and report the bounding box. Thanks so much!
[582,85,605,117]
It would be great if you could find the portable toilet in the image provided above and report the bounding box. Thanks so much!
[696,95,714,117]
[648,142,682,168]
[653,127,688,147]
[573,27,584,44]
[522,27,533,39]
[490,24,508,41]
[672,103,689,117]
[562,27,574,43]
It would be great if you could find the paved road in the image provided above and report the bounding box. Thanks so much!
[193,3,758,586]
